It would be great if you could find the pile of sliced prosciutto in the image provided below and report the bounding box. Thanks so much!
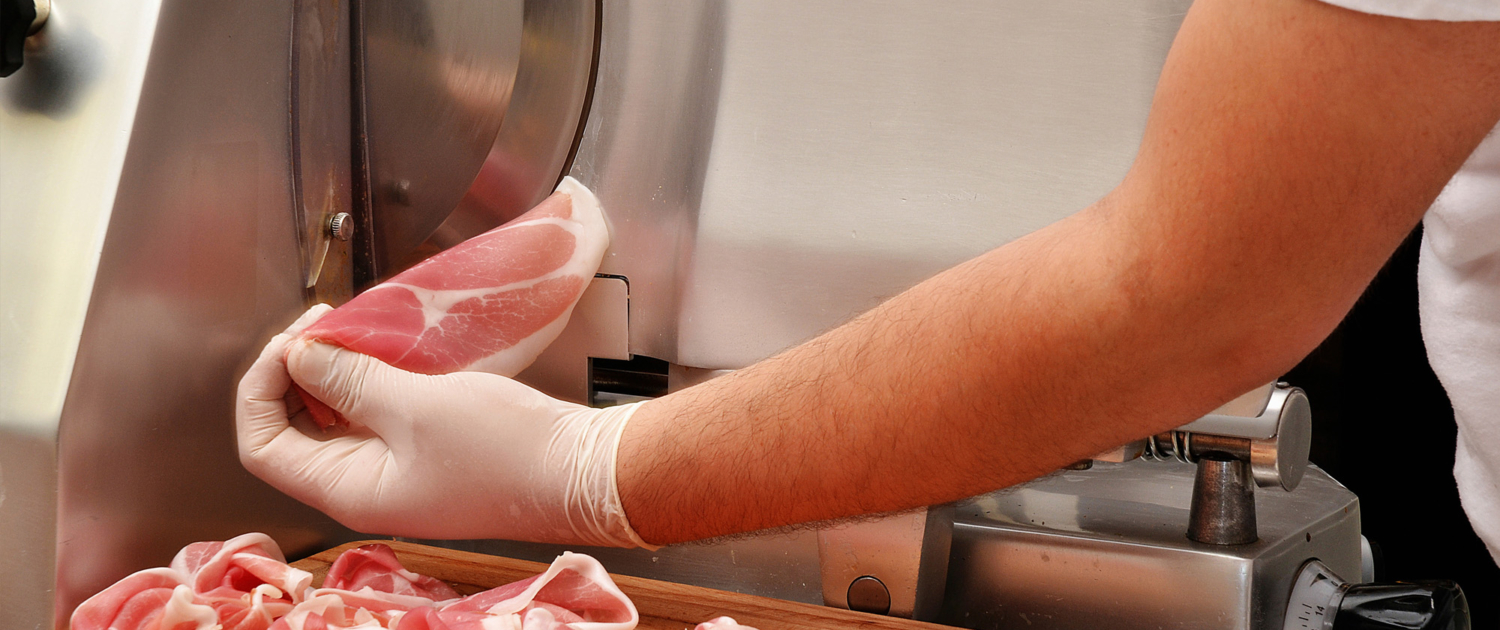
[71,533,757,630]
[293,176,611,429]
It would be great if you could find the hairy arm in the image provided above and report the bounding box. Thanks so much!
[617,0,1500,545]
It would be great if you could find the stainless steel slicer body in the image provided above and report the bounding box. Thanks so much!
[1,1,1463,629]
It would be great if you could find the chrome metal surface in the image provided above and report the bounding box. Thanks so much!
[1361,536,1376,583]
[847,577,892,616]
[570,0,1192,368]
[1255,387,1312,492]
[329,212,354,242]
[1187,452,1259,545]
[1215,382,1277,419]
[1180,382,1283,440]
[360,0,523,276]
[419,0,597,259]
[1186,433,1255,461]
[565,0,726,360]
[293,0,353,299]
[941,460,1363,630]
[1147,385,1312,492]
[1,1,161,626]
[7,1,365,625]
[817,506,953,620]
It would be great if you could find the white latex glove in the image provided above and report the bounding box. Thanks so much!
[235,306,654,548]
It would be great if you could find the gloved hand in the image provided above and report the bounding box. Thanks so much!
[235,306,655,548]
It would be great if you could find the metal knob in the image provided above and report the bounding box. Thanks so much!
[1148,384,1312,492]
[1335,582,1470,630]
[328,212,353,241]
[1284,560,1471,630]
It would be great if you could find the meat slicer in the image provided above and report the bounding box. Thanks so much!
[0,0,1472,628]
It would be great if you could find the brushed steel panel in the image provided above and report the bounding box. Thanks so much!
[293,0,355,301]
[568,0,728,360]
[570,0,1191,367]
[361,0,524,275]
[941,460,1362,630]
[50,1,361,623]
[677,0,1192,369]
[420,0,597,258]
[1,1,164,627]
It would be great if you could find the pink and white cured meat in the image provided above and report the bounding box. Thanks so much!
[70,537,666,630]
[390,551,637,630]
[70,533,314,630]
[293,176,609,428]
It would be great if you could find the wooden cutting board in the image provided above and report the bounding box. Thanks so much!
[292,540,952,630]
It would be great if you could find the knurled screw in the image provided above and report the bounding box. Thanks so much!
[328,212,353,241]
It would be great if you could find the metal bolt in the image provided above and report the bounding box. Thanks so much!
[328,212,353,241]
[390,179,412,205]
[846,576,891,616]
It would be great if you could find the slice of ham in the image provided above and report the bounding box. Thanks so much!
[396,551,637,630]
[68,570,213,630]
[270,548,635,630]
[323,544,461,602]
[302,545,462,619]
[71,534,311,630]
[693,617,760,630]
[170,533,313,600]
[74,536,749,630]
[292,176,609,429]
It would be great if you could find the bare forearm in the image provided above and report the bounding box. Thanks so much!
[616,195,1292,544]
[617,0,1500,545]
[618,206,1175,542]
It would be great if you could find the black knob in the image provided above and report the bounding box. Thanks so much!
[1334,581,1470,630]
[2,0,40,77]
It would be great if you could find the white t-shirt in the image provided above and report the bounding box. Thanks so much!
[1319,0,1500,563]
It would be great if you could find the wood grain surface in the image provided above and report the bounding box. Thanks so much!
[291,540,952,630]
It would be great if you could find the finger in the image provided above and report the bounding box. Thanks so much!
[285,339,432,435]
[236,305,335,454]
[287,303,335,336]
[237,337,300,456]
[238,304,336,402]
[243,422,393,521]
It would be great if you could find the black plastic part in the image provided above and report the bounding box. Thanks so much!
[1335,581,1470,630]
[1,0,37,77]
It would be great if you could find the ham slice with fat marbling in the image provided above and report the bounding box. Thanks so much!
[391,552,636,630]
[71,533,312,630]
[293,177,609,429]
[73,537,753,630]
[322,544,461,602]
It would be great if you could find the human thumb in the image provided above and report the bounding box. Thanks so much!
[285,339,406,428]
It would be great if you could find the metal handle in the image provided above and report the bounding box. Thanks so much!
[1145,384,1312,492]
